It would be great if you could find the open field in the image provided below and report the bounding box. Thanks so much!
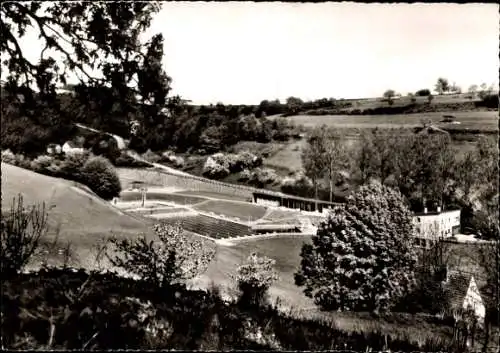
[284,111,498,131]
[341,92,483,109]
[1,163,154,269]
[263,139,305,172]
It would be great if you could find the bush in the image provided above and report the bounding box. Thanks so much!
[415,89,431,96]
[1,194,48,278]
[280,172,314,198]
[202,155,230,179]
[475,94,498,109]
[80,156,122,200]
[236,151,262,170]
[253,168,280,185]
[233,253,278,309]
[142,149,161,163]
[1,149,16,164]
[30,155,54,173]
[59,151,90,182]
[108,223,216,288]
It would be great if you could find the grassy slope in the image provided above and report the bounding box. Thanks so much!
[1,162,154,269]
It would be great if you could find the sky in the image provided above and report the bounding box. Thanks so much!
[6,2,500,105]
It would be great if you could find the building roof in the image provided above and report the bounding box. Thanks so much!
[445,271,473,310]
[413,209,460,217]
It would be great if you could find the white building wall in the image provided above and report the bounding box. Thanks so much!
[413,210,461,239]
[256,198,280,207]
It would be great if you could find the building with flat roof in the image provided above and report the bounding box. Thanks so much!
[252,191,341,213]
[412,208,461,248]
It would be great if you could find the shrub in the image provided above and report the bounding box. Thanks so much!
[415,89,431,96]
[202,155,230,179]
[107,223,216,288]
[475,94,499,109]
[253,167,280,185]
[236,151,262,170]
[169,155,185,168]
[233,253,278,309]
[59,150,90,182]
[1,149,16,164]
[142,149,161,163]
[238,169,253,181]
[1,194,48,278]
[80,156,122,200]
[280,172,314,198]
[30,155,54,173]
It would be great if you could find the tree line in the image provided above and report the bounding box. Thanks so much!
[301,125,498,238]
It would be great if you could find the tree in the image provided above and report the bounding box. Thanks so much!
[435,78,450,95]
[108,223,216,288]
[1,194,48,278]
[415,89,431,97]
[383,89,396,106]
[450,82,462,94]
[233,252,279,308]
[285,96,304,115]
[468,84,478,98]
[302,126,328,207]
[1,2,176,153]
[295,182,418,313]
[322,129,349,202]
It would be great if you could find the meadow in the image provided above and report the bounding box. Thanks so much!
[283,111,498,131]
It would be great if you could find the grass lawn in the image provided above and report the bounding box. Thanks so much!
[198,234,314,308]
[284,111,498,131]
[193,200,268,221]
[264,140,306,173]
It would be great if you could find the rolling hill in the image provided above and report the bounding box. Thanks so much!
[1,162,154,269]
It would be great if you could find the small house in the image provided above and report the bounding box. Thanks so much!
[444,270,486,326]
[62,137,85,154]
[46,143,62,155]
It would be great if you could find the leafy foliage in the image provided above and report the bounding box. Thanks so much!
[233,253,279,308]
[80,156,122,200]
[435,78,450,95]
[1,2,175,154]
[1,194,48,278]
[295,182,418,313]
[2,267,455,351]
[107,223,216,287]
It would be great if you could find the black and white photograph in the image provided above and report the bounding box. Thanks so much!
[1,1,499,351]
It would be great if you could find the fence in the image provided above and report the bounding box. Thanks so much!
[116,167,299,201]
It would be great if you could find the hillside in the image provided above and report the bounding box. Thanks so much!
[1,162,154,269]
